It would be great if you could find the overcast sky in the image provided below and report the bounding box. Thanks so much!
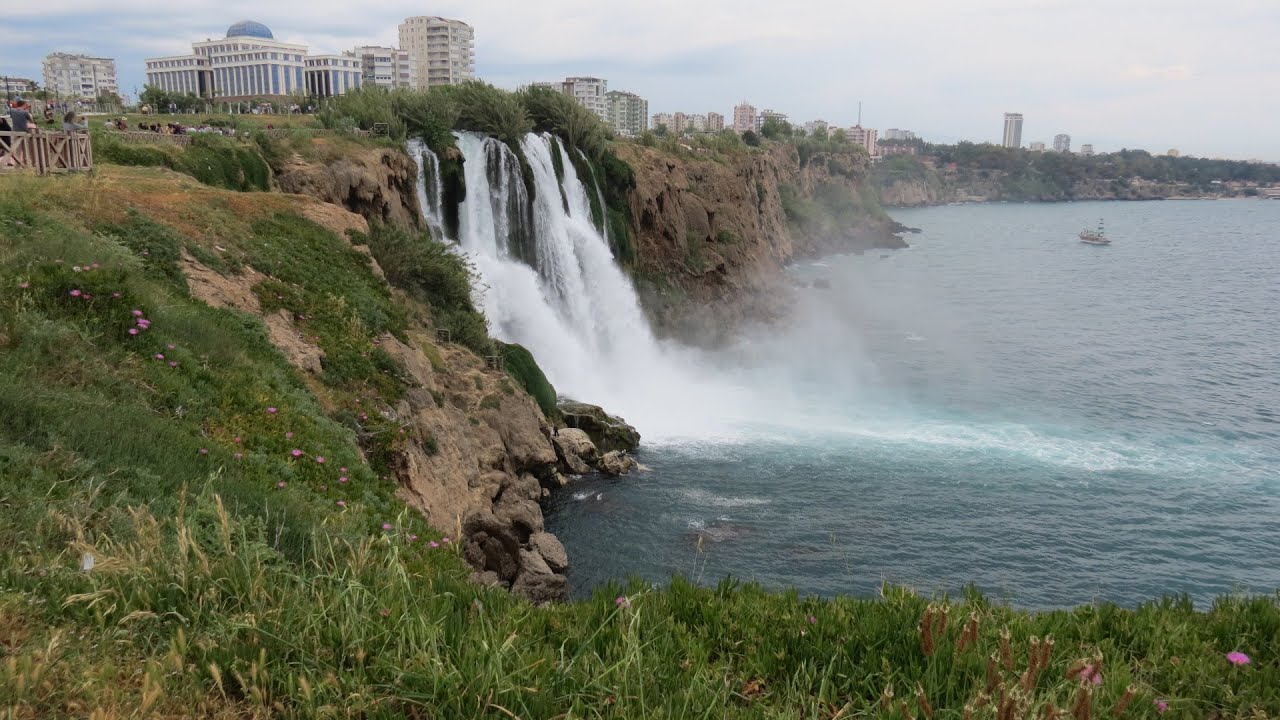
[3,0,1276,159]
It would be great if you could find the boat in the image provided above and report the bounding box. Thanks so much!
[1079,219,1110,245]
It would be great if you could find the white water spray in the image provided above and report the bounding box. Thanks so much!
[407,138,445,237]
[411,132,753,436]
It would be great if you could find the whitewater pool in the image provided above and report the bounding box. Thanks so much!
[544,200,1280,608]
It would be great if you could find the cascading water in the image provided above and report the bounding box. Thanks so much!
[407,138,445,237]
[412,131,752,436]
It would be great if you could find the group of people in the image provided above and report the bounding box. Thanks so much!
[103,117,238,137]
[1,97,89,168]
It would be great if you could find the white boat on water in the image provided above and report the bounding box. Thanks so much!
[1080,219,1111,245]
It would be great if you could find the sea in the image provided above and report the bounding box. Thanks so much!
[544,199,1280,609]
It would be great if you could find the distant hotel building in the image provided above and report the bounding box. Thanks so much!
[535,76,609,122]
[756,108,788,131]
[145,21,306,100]
[1002,112,1023,148]
[605,90,648,137]
[43,52,118,100]
[732,101,756,134]
[1080,143,1094,156]
[146,21,420,101]
[1029,141,1046,152]
[848,125,878,156]
[883,128,916,141]
[2,77,37,97]
[1053,133,1071,153]
[398,16,475,88]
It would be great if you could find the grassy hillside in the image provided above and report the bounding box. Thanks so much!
[0,168,1277,718]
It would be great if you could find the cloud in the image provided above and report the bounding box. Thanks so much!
[1126,64,1193,81]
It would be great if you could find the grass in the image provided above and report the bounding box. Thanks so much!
[92,131,271,192]
[1,168,1278,720]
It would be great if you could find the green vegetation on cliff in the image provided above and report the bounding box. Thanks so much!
[1,151,1278,720]
[92,131,272,192]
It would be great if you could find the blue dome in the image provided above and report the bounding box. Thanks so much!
[226,20,274,39]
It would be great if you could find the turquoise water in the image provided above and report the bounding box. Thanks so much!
[545,200,1280,608]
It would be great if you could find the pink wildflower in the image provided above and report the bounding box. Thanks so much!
[807,615,817,624]
[285,431,294,438]
[111,292,121,298]
[1226,651,1251,666]
[409,534,418,541]
[128,328,139,336]
[169,361,178,368]
[429,541,439,548]
[131,309,143,317]
[154,353,165,360]
[336,500,346,507]
[267,407,278,414]
[69,289,82,297]
[340,467,348,473]
[199,448,209,455]
[339,476,349,483]
[291,449,303,457]
[277,481,286,488]
[382,523,393,530]
[315,456,326,464]
[1155,700,1168,713]
[18,282,29,289]
[233,452,243,460]
[233,437,241,444]
[166,344,175,350]
[442,537,450,544]
[615,596,631,609]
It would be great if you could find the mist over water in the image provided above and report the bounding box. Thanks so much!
[410,140,1280,607]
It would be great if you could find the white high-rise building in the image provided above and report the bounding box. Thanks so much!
[43,52,119,100]
[1080,144,1095,156]
[883,128,916,141]
[398,16,475,88]
[1029,141,1046,152]
[353,46,414,89]
[1002,112,1023,148]
[147,21,307,100]
[563,77,608,121]
[1053,133,1071,153]
[733,101,757,134]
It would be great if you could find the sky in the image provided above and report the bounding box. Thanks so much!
[3,0,1278,160]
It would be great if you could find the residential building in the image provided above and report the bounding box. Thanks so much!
[1053,133,1071,153]
[604,90,648,137]
[651,112,674,133]
[672,112,689,135]
[398,16,475,88]
[1166,149,1180,157]
[1002,112,1023,148]
[1029,141,1046,152]
[804,120,829,136]
[145,55,214,98]
[353,46,414,89]
[848,125,878,156]
[879,144,918,156]
[562,77,608,121]
[732,101,756,134]
[1080,144,1094,156]
[883,128,916,141]
[2,76,38,98]
[757,108,788,131]
[43,52,119,100]
[305,54,363,98]
[707,112,724,133]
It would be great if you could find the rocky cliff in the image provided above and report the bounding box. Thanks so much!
[276,146,422,227]
[876,164,1215,207]
[616,142,903,343]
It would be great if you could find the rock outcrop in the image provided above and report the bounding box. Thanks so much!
[558,400,641,453]
[616,142,902,344]
[276,147,421,228]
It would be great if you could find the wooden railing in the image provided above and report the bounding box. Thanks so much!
[0,131,93,174]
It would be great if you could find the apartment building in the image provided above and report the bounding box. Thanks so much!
[398,16,475,88]
[43,52,119,100]
[353,46,414,89]
[605,90,648,137]
[732,101,756,134]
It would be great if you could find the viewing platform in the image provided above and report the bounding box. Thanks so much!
[0,131,94,174]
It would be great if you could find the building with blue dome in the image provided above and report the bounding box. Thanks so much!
[145,20,321,101]
[226,21,275,40]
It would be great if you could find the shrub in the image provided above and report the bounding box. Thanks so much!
[438,81,532,149]
[517,86,611,159]
[499,342,557,416]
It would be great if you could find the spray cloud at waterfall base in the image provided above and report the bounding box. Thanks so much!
[410,132,757,439]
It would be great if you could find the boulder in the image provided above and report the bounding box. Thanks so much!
[557,400,641,453]
[552,428,598,475]
[529,532,569,573]
[598,450,638,476]
[511,571,568,605]
[518,548,554,577]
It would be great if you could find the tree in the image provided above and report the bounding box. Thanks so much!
[760,117,789,140]
[655,123,669,138]
[742,130,760,147]
[831,128,848,144]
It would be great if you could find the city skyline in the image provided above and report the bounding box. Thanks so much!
[2,1,1277,159]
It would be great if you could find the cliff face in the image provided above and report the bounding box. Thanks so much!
[877,165,1215,207]
[276,146,422,227]
[616,143,901,343]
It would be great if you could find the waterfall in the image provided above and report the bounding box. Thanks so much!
[407,138,444,237]
[436,131,750,436]
[575,147,610,245]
